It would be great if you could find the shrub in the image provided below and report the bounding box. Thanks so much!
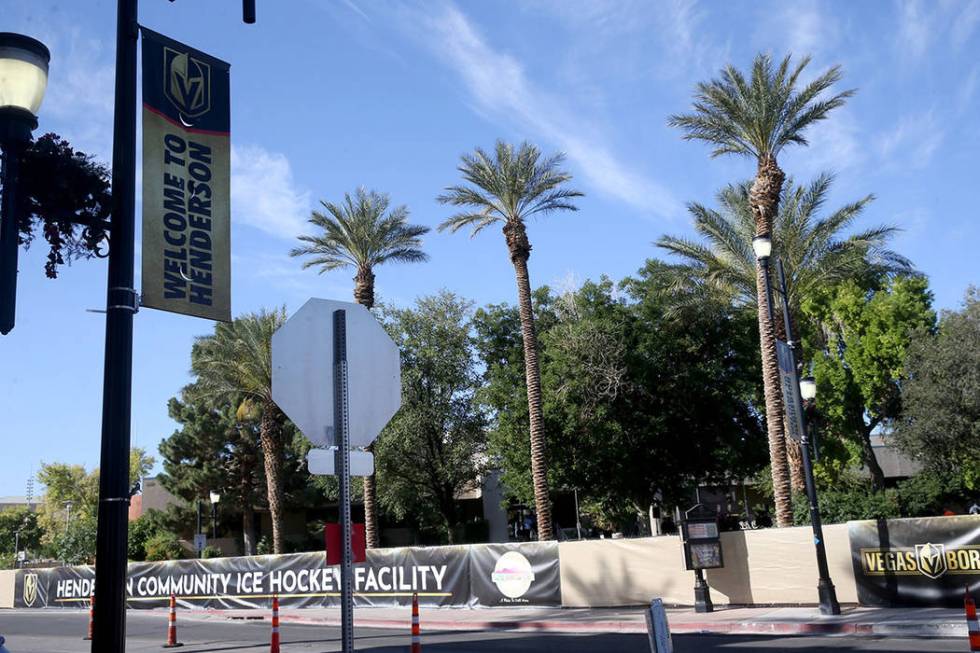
[201,545,223,559]
[144,532,183,561]
[128,516,158,561]
[792,486,900,525]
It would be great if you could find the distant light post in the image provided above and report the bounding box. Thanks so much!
[209,491,220,541]
[0,32,50,335]
[800,376,820,461]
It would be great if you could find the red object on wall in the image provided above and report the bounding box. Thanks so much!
[325,522,366,564]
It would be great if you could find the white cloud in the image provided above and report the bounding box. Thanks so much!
[875,110,945,168]
[231,144,311,239]
[411,3,680,218]
[896,0,932,57]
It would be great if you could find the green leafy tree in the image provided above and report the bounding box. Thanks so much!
[670,53,853,526]
[475,273,767,531]
[894,287,980,485]
[10,133,112,278]
[439,141,584,540]
[144,531,184,561]
[36,462,99,555]
[804,276,934,489]
[192,309,289,553]
[157,384,265,554]
[291,187,429,549]
[374,292,488,543]
[50,514,98,565]
[0,508,41,566]
[657,177,912,492]
[130,447,155,486]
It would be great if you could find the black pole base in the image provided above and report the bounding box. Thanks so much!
[694,570,714,613]
[162,643,184,648]
[818,581,841,615]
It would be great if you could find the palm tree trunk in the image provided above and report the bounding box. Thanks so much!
[504,220,553,541]
[751,156,793,527]
[260,402,285,554]
[352,268,381,549]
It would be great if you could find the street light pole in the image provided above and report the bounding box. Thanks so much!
[775,259,840,616]
[92,1,138,650]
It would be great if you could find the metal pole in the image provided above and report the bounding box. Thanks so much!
[197,500,203,558]
[212,502,218,541]
[92,0,138,649]
[775,259,840,616]
[693,568,713,613]
[333,309,354,653]
[573,489,582,540]
[0,141,23,335]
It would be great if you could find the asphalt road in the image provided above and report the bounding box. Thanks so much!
[0,610,967,652]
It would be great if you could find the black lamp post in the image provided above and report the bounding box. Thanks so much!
[0,32,50,335]
[774,259,841,616]
[800,376,820,461]
[751,235,775,330]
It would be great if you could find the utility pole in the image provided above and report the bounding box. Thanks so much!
[92,1,138,650]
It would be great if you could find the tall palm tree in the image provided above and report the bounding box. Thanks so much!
[192,309,288,553]
[657,176,911,494]
[437,140,583,541]
[669,53,853,527]
[291,187,429,549]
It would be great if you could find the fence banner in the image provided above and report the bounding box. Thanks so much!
[13,542,561,609]
[140,27,231,322]
[849,515,980,607]
[469,542,562,606]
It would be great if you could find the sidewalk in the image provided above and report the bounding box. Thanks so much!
[179,604,968,639]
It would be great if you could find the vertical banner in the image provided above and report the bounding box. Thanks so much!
[141,28,231,321]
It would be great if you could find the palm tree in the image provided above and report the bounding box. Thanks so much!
[291,187,429,549]
[657,175,911,493]
[192,309,288,553]
[437,140,583,541]
[669,53,853,527]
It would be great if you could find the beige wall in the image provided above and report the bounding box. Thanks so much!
[0,570,15,609]
[559,523,856,607]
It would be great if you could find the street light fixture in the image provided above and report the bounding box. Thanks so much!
[799,376,817,402]
[751,235,772,260]
[0,32,50,335]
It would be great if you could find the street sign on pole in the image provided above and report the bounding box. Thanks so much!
[272,299,401,653]
[271,298,400,448]
[776,339,805,442]
[193,533,207,554]
[307,448,374,476]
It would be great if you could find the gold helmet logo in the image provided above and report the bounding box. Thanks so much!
[23,573,39,607]
[164,47,211,121]
[915,543,948,579]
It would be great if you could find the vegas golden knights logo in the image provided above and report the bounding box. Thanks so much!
[23,573,39,607]
[915,543,948,579]
[164,47,211,120]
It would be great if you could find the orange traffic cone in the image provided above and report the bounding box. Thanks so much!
[82,594,94,640]
[966,588,980,651]
[270,594,281,653]
[411,592,421,653]
[163,593,183,648]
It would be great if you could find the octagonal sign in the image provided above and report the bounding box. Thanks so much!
[271,298,401,448]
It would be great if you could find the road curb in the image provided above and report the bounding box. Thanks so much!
[199,610,968,638]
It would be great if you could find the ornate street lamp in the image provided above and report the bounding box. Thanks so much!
[0,32,50,335]
[799,376,817,402]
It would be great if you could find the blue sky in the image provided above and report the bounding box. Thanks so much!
[1,0,977,496]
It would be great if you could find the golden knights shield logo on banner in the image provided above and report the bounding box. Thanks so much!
[23,573,39,607]
[164,48,212,119]
[914,543,948,579]
[140,27,231,322]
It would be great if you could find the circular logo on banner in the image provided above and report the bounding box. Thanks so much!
[491,551,535,599]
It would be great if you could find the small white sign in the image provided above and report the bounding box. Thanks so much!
[308,447,375,477]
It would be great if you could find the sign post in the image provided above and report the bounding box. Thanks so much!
[333,309,354,653]
[272,298,401,653]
